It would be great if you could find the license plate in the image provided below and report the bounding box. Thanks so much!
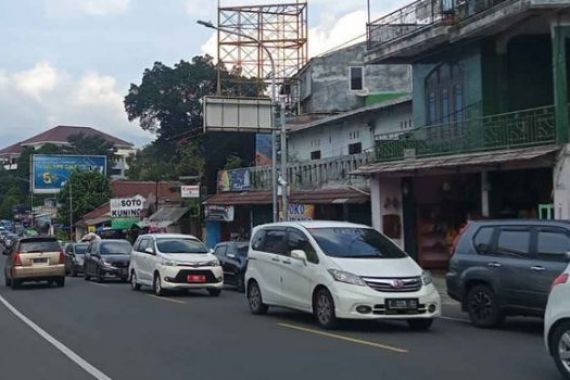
[386,298,418,310]
[187,275,206,283]
[32,258,48,265]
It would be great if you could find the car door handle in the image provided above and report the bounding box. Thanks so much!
[282,260,292,265]
[487,262,502,268]
[530,266,545,272]
[271,257,280,262]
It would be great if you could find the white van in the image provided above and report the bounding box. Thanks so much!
[245,221,441,329]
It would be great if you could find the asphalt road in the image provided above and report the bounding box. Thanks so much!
[0,264,562,380]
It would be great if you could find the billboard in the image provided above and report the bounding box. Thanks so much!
[217,168,251,193]
[203,96,273,133]
[110,196,145,218]
[32,155,107,194]
[181,185,200,199]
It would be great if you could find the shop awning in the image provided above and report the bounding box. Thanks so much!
[353,145,560,176]
[148,206,190,228]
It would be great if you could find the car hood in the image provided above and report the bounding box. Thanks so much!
[327,257,422,278]
[161,253,215,264]
[101,254,130,263]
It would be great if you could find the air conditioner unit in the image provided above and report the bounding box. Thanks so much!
[354,88,370,97]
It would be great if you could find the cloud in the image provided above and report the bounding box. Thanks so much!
[44,0,130,17]
[0,62,152,148]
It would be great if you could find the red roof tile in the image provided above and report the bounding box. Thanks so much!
[111,180,181,202]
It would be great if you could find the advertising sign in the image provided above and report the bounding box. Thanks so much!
[32,155,107,194]
[203,96,273,133]
[181,185,200,199]
[288,204,315,221]
[205,205,235,222]
[110,195,145,218]
[217,168,251,192]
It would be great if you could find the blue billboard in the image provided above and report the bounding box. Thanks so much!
[32,154,107,194]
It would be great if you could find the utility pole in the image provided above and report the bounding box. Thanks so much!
[280,97,289,221]
[69,179,73,241]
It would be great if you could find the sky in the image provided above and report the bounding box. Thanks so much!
[0,0,406,148]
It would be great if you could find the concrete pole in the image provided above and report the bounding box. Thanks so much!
[280,97,289,221]
[69,180,73,241]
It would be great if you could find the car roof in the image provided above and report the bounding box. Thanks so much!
[138,233,200,240]
[469,219,570,227]
[253,220,370,230]
[98,239,131,243]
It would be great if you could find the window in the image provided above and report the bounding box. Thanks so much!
[19,239,61,253]
[348,142,362,155]
[288,228,318,264]
[156,238,208,254]
[425,63,465,125]
[138,238,149,252]
[100,241,132,255]
[214,245,227,257]
[251,230,266,251]
[310,150,321,160]
[474,227,494,254]
[537,230,570,256]
[260,229,287,255]
[496,229,531,257]
[349,66,364,91]
[75,244,88,255]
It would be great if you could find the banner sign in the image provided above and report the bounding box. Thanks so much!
[288,204,315,221]
[110,196,145,218]
[205,205,235,222]
[217,168,251,192]
[181,185,200,199]
[32,155,107,194]
[111,218,139,229]
[203,96,273,133]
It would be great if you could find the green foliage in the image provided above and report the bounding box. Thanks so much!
[224,154,244,170]
[66,133,117,174]
[56,170,111,226]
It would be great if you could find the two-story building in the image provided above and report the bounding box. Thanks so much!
[356,0,570,268]
[203,42,413,246]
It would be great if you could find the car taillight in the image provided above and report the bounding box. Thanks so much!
[59,251,65,265]
[552,273,569,290]
[13,253,22,266]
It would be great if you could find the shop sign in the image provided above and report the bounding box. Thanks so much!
[87,226,96,233]
[288,204,315,221]
[181,185,200,199]
[217,168,251,192]
[111,218,139,229]
[205,205,235,222]
[110,195,145,218]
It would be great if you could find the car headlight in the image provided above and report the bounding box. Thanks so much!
[421,271,433,286]
[327,269,366,286]
[204,259,220,267]
[161,259,177,267]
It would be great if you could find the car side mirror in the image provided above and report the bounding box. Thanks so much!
[227,253,236,259]
[208,249,214,255]
[291,249,308,264]
[565,251,570,261]
[144,247,155,255]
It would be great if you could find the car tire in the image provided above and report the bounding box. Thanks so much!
[551,321,570,380]
[11,279,20,290]
[247,281,268,315]
[208,288,222,297]
[130,271,141,291]
[97,270,105,283]
[313,288,338,330]
[236,275,245,293]
[56,277,65,287]
[408,318,434,331]
[84,266,90,281]
[5,275,11,287]
[153,273,166,297]
[466,284,503,328]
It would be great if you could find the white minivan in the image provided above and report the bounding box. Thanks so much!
[245,221,441,329]
[129,234,223,296]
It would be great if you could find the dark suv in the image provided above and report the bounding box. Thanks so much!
[447,220,570,327]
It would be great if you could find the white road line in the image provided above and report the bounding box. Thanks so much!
[0,294,112,380]
[89,282,110,288]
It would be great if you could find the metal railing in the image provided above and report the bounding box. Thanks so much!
[375,105,556,161]
[367,0,510,49]
[221,152,371,193]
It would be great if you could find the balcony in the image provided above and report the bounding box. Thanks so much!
[375,105,556,162]
[220,153,371,193]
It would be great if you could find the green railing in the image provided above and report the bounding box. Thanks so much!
[375,105,556,161]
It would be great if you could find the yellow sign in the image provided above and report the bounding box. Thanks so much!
[88,226,96,233]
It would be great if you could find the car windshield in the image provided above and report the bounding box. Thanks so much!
[100,241,132,255]
[237,244,249,257]
[75,244,88,255]
[307,227,407,259]
[156,238,208,254]
[19,239,61,253]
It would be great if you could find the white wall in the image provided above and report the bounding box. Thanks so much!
[371,176,404,248]
[554,145,570,219]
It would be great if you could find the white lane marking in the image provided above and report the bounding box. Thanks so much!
[0,294,112,380]
[89,282,110,288]
[440,316,470,323]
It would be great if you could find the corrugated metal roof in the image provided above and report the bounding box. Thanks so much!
[353,145,560,176]
[149,206,190,226]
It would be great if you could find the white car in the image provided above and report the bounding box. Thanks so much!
[245,221,441,329]
[545,261,570,379]
[129,234,223,297]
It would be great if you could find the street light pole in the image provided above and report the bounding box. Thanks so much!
[197,20,288,222]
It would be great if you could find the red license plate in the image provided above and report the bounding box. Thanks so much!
[187,275,206,283]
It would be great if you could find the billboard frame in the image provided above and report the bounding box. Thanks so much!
[203,96,274,133]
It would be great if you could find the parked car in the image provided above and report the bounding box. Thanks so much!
[3,237,65,289]
[447,220,570,327]
[64,242,89,277]
[245,221,441,330]
[129,234,223,297]
[83,239,132,282]
[213,241,249,292]
[545,263,570,380]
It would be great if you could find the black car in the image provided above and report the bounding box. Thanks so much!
[64,242,89,277]
[84,239,132,282]
[447,219,570,327]
[213,241,249,292]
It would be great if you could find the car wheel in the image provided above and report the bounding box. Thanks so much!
[97,270,105,283]
[236,275,245,293]
[11,279,20,290]
[153,273,166,296]
[313,288,338,330]
[130,272,141,291]
[208,288,222,297]
[5,275,11,287]
[247,281,268,315]
[466,284,503,328]
[551,321,570,380]
[56,277,65,287]
[408,318,434,331]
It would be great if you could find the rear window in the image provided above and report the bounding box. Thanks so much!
[74,244,89,255]
[19,239,61,253]
[237,244,249,257]
[100,241,132,255]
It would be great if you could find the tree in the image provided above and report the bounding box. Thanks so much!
[66,133,117,174]
[57,170,111,227]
